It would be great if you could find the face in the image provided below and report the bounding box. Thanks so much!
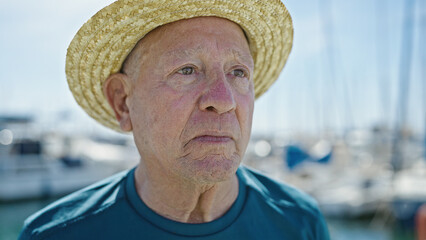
[123,17,254,183]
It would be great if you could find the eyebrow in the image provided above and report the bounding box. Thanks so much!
[229,49,254,67]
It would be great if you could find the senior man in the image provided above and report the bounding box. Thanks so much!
[20,0,330,239]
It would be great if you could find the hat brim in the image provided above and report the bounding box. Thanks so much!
[66,0,293,132]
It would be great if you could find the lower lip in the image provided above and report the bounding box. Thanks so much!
[194,136,232,143]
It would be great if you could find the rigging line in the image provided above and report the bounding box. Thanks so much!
[375,0,391,128]
[396,0,415,127]
[324,3,355,134]
[314,0,325,136]
[300,74,306,134]
[318,0,341,132]
[272,81,285,133]
[318,0,354,134]
[390,0,416,172]
[332,40,355,133]
[420,0,426,160]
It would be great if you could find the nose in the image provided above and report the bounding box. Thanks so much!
[199,70,236,114]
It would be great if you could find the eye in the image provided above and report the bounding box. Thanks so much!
[231,69,246,78]
[177,66,195,75]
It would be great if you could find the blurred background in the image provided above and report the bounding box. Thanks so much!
[0,0,425,239]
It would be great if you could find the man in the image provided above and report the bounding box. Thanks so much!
[20,0,330,239]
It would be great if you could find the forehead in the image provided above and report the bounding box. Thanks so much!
[123,17,252,70]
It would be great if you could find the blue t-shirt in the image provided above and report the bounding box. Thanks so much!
[19,166,330,239]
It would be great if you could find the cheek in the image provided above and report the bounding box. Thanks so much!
[235,93,254,143]
[132,86,199,146]
[236,91,254,124]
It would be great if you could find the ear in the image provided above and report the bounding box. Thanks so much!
[103,73,133,132]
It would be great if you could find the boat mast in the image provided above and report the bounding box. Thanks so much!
[421,0,426,163]
[390,0,416,172]
[375,0,390,129]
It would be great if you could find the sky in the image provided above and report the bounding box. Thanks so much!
[0,0,424,138]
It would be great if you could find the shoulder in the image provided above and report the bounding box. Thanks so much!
[238,165,330,239]
[19,170,131,240]
[238,165,324,219]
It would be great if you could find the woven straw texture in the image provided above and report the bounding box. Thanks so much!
[66,0,293,132]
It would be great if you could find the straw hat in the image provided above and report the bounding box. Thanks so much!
[66,0,293,132]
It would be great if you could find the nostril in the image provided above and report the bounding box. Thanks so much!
[206,106,215,111]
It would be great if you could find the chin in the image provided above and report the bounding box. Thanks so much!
[179,153,241,184]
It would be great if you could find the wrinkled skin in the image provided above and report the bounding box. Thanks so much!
[104,17,255,222]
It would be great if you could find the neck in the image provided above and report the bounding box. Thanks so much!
[134,162,239,223]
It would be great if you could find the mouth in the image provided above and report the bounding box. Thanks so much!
[182,130,236,148]
[193,135,233,143]
[189,130,235,144]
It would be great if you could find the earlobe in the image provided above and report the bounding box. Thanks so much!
[103,73,133,132]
